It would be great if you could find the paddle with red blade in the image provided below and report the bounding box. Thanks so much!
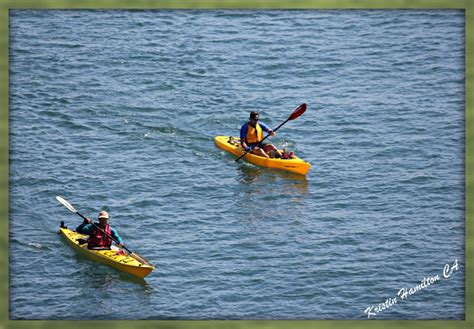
[235,103,307,162]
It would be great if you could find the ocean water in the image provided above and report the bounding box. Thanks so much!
[8,9,464,319]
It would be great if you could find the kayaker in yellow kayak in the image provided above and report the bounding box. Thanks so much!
[240,111,283,158]
[76,210,123,250]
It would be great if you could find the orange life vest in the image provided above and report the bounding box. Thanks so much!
[245,123,263,144]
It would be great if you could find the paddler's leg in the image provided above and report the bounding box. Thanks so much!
[263,144,283,158]
[251,146,270,158]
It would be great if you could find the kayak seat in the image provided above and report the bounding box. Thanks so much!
[227,136,241,146]
[76,238,88,245]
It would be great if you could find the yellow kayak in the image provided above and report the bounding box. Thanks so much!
[214,135,311,175]
[59,226,155,279]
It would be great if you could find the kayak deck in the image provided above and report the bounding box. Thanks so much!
[214,135,311,175]
[59,226,155,279]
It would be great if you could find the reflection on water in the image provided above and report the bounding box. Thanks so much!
[233,162,311,234]
[116,272,152,289]
[236,163,265,184]
[236,163,309,195]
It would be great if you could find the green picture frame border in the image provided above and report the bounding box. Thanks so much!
[0,0,472,328]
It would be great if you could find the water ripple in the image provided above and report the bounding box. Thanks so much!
[9,9,464,320]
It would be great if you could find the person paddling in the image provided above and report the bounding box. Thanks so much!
[240,111,283,158]
[76,210,123,250]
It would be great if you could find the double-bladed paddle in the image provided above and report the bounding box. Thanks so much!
[56,196,152,266]
[235,103,307,162]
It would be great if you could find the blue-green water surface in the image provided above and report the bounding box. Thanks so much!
[9,10,464,319]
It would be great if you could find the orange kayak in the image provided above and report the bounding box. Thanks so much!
[214,135,311,175]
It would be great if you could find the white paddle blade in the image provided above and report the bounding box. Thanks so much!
[56,196,77,213]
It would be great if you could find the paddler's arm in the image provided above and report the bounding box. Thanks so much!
[110,227,123,246]
[76,218,92,234]
[240,123,251,151]
[259,122,275,136]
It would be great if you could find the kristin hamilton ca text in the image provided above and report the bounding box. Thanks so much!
[364,259,460,319]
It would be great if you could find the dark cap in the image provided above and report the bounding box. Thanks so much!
[249,111,259,120]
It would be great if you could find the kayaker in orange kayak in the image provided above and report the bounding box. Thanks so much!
[76,210,123,250]
[240,111,283,158]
